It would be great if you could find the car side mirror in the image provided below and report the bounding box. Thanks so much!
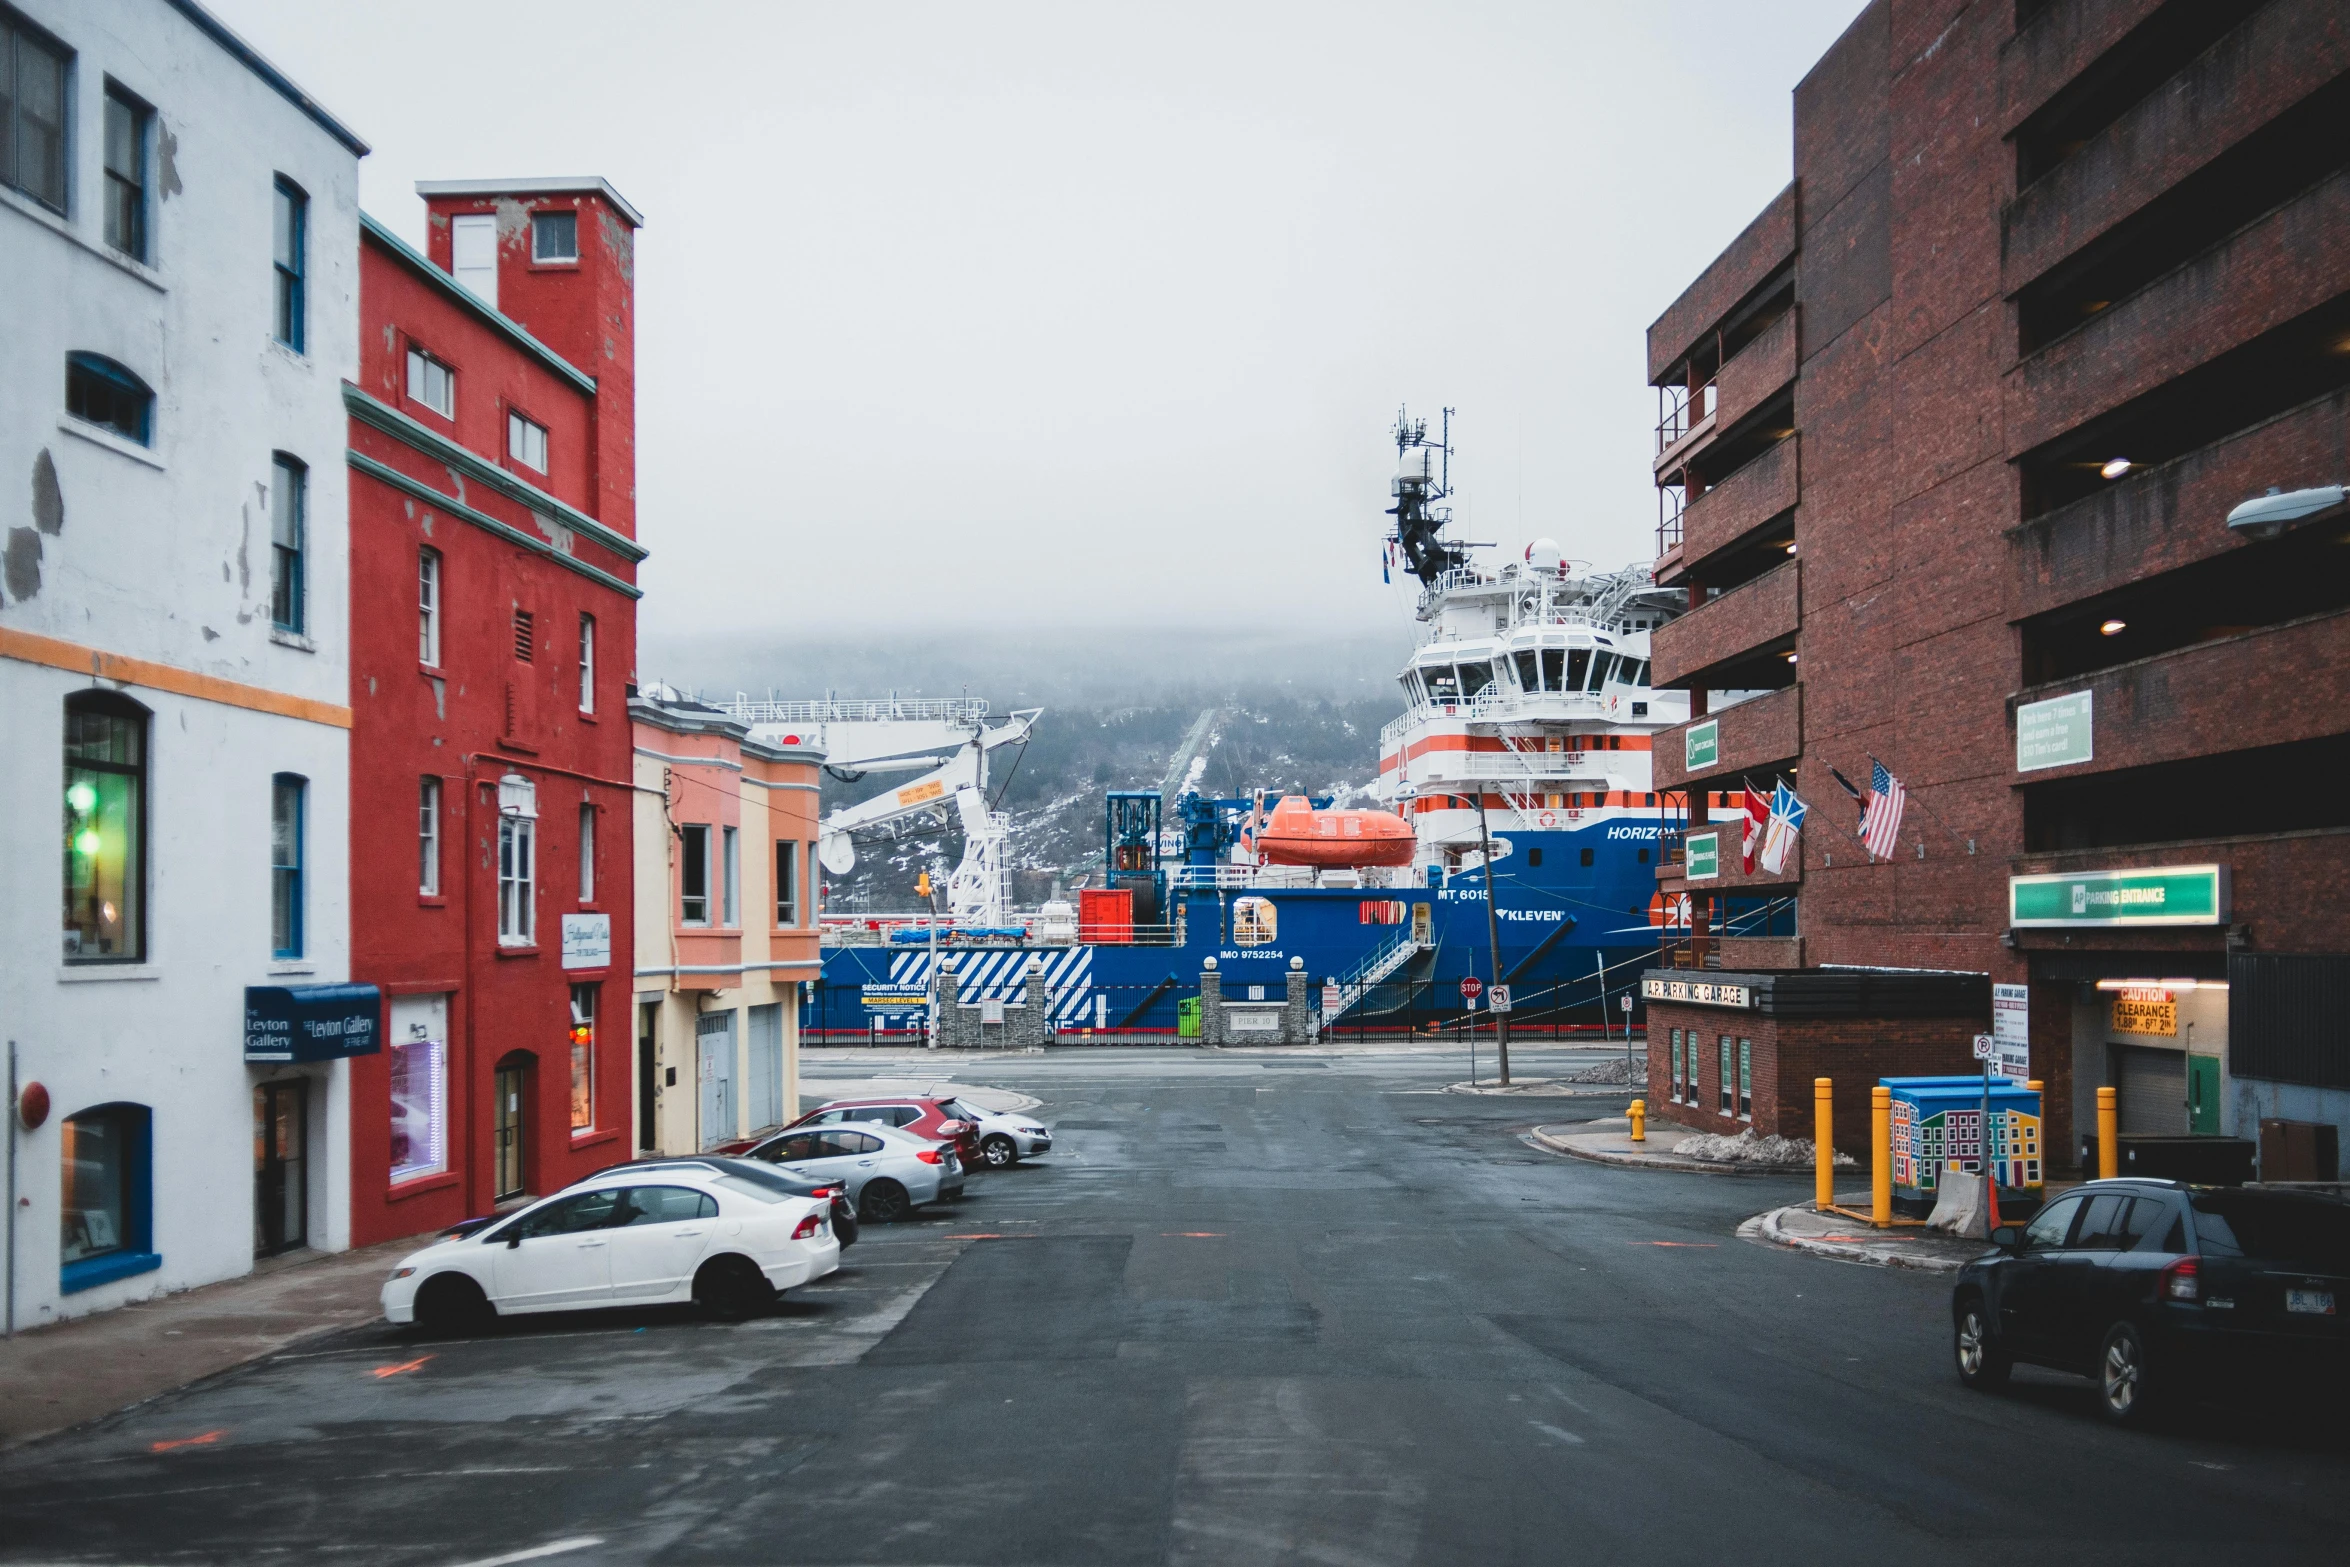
[1990,1225,2023,1251]
[506,1231,524,1248]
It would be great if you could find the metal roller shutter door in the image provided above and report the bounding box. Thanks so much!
[2117,1045,2187,1136]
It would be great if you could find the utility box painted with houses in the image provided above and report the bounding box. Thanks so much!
[1884,1077,2044,1217]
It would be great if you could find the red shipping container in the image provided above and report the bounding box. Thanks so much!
[1079,887,1133,945]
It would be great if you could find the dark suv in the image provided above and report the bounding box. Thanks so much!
[1952,1178,2347,1424]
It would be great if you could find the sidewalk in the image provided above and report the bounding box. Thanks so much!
[1527,1118,1805,1176]
[0,1233,430,1450]
[1741,1197,1989,1274]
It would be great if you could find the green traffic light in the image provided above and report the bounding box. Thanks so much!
[76,830,103,856]
[67,781,97,814]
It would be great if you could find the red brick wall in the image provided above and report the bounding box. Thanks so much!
[1649,184,1799,382]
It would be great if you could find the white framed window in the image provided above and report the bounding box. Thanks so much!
[679,824,709,925]
[578,802,596,902]
[388,994,448,1183]
[497,774,537,946]
[419,776,442,895]
[775,839,798,927]
[405,346,454,418]
[577,614,596,714]
[722,826,740,927]
[532,210,578,262]
[508,410,547,473]
[568,984,597,1134]
[418,548,441,666]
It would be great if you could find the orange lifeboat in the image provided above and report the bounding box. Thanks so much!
[1248,795,1417,868]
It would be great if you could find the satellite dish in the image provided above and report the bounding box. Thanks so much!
[818,831,856,876]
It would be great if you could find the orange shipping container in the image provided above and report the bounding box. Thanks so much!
[1079,887,1133,945]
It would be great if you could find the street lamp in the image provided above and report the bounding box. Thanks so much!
[1392,775,1512,1087]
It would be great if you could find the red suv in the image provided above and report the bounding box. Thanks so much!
[788,1098,984,1167]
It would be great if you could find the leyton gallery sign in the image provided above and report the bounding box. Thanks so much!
[2008,865,2229,928]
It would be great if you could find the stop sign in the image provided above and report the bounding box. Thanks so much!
[1459,976,1483,1001]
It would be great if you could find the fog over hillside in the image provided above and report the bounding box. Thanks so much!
[640,626,1420,911]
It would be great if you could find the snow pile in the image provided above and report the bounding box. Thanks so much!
[1563,1057,1647,1085]
[1670,1128,1854,1167]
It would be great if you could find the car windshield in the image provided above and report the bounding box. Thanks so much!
[2190,1194,2350,1264]
[942,1099,980,1121]
[712,1173,792,1205]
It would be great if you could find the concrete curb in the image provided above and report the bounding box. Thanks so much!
[1740,1206,1970,1274]
[1525,1125,1796,1175]
[1446,1080,1639,1098]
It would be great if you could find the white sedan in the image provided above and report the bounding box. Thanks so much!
[939,1096,1054,1168]
[381,1164,839,1331]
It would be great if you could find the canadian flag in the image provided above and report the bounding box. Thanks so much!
[1740,787,1770,874]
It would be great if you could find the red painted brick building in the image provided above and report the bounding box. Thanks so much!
[1641,1,2350,1175]
[345,179,647,1243]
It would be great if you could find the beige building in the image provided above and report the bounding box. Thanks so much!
[630,692,821,1154]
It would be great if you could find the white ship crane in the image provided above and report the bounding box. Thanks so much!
[717,695,1041,927]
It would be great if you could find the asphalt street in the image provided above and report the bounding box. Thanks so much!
[2,1044,2342,1565]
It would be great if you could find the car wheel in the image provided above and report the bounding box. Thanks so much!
[2096,1321,2155,1426]
[694,1255,774,1322]
[1953,1297,2009,1391]
[413,1273,495,1337]
[859,1179,911,1224]
[981,1134,1018,1169]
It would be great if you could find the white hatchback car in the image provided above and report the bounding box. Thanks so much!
[381,1164,839,1331]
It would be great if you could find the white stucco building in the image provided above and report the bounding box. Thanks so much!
[0,0,365,1326]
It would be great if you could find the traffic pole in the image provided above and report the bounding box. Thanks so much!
[1813,1077,1834,1211]
[2097,1085,2119,1179]
[1871,1086,1893,1228]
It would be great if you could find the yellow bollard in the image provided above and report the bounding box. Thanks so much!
[1871,1085,1893,1228]
[1628,1098,1646,1142]
[1814,1078,1835,1211]
[2097,1085,2119,1179]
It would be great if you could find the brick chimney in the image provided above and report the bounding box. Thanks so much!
[414,177,643,539]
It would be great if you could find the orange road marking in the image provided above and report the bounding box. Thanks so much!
[945,1233,1028,1239]
[1633,1241,1717,1248]
[1163,1232,1227,1238]
[149,1430,225,1452]
[372,1354,435,1378]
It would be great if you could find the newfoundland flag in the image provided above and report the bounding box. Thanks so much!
[1759,781,1808,876]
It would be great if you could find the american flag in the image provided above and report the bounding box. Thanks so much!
[1860,758,1908,861]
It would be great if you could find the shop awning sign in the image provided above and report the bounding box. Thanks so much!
[245,983,382,1063]
[2008,865,2228,927]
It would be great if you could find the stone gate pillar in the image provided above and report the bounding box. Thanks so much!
[1199,958,1224,1046]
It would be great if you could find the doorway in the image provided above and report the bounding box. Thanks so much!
[695,1012,734,1150]
[493,1058,529,1200]
[637,1005,658,1153]
[253,1079,307,1257]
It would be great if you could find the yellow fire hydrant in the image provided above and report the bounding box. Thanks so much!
[1628,1098,1646,1142]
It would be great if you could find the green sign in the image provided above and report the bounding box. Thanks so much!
[1685,830,1720,881]
[1684,719,1719,773]
[2008,865,2228,928]
[2016,689,2093,772]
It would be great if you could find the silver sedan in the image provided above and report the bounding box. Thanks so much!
[746,1121,964,1222]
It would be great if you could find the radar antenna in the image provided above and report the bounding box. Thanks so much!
[1386,405,1469,588]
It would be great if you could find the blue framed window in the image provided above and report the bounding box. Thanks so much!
[270,454,306,632]
[271,774,305,958]
[65,353,154,446]
[273,177,307,352]
[61,1103,158,1293]
[1,10,69,214]
[103,82,151,261]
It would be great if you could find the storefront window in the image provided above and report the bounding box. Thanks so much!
[61,1103,156,1292]
[388,1036,447,1183]
[569,984,597,1133]
[64,693,147,961]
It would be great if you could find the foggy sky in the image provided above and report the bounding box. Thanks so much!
[208,0,1865,649]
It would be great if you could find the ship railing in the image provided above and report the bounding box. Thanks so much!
[1166,863,1262,889]
[1322,926,1430,1023]
[721,696,990,726]
[1377,691,1609,749]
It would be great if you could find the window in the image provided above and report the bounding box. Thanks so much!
[1670,1029,1683,1102]
[272,177,306,351]
[2,12,67,212]
[405,347,454,418]
[498,774,536,945]
[1737,1038,1752,1121]
[102,84,149,260]
[577,614,595,713]
[620,1187,718,1224]
[2022,1194,2085,1251]
[65,353,153,445]
[679,824,709,924]
[419,776,442,895]
[64,693,146,961]
[269,455,305,633]
[270,774,305,958]
[1579,846,1595,867]
[775,839,799,926]
[387,995,448,1183]
[512,608,535,662]
[418,549,442,665]
[508,411,547,473]
[578,802,595,902]
[1718,1036,1733,1116]
[722,826,740,926]
[532,210,578,262]
[569,985,596,1133]
[61,1103,157,1292]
